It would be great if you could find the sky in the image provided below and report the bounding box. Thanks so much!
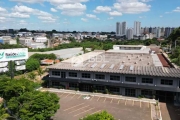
[0,0,180,31]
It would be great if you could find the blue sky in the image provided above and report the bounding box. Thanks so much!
[0,0,180,31]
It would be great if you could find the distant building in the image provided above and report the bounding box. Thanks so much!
[116,22,121,36]
[116,22,126,37]
[156,27,161,38]
[127,28,133,40]
[34,37,47,43]
[134,21,141,36]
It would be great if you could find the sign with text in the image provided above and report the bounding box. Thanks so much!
[0,48,28,62]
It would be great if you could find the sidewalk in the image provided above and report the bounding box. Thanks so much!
[41,88,157,104]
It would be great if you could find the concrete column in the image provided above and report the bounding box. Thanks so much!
[121,87,125,96]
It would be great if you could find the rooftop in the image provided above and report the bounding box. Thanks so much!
[48,51,180,78]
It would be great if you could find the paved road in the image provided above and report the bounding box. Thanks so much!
[29,47,84,59]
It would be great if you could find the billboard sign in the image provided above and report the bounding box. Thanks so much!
[0,67,8,73]
[0,48,28,62]
[15,65,26,71]
[0,62,8,68]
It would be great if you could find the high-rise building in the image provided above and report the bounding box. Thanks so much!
[165,27,171,37]
[156,27,161,38]
[121,21,126,36]
[116,22,127,36]
[134,21,141,36]
[116,22,121,36]
[149,27,152,33]
[127,28,133,40]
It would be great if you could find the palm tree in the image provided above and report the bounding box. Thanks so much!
[28,72,36,82]
[37,67,44,79]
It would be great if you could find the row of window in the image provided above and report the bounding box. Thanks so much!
[51,71,173,86]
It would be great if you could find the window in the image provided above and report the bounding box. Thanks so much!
[52,82,59,86]
[161,79,173,85]
[95,74,105,79]
[69,83,78,88]
[109,87,119,92]
[69,72,77,77]
[125,88,136,97]
[110,75,120,81]
[141,90,152,96]
[125,77,136,82]
[52,71,60,76]
[82,73,91,78]
[61,72,66,78]
[96,86,104,91]
[142,78,153,84]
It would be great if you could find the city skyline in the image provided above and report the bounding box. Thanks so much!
[0,0,180,31]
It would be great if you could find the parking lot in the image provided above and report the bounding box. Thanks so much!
[51,91,152,120]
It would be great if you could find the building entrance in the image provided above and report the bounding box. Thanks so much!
[156,90,174,103]
[125,88,136,97]
[79,83,93,92]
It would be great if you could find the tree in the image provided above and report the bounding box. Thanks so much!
[7,91,60,120]
[37,67,44,79]
[28,72,36,82]
[26,58,40,72]
[0,104,9,120]
[80,111,115,120]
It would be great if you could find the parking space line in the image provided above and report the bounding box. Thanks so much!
[60,93,65,97]
[63,103,84,111]
[70,93,76,99]
[97,97,100,101]
[140,100,141,108]
[68,105,89,114]
[110,98,113,103]
[74,107,95,117]
[90,96,94,101]
[90,110,101,115]
[148,102,150,108]
[64,93,70,98]
[118,99,120,104]
[132,100,134,106]
[77,94,82,99]
[103,97,106,102]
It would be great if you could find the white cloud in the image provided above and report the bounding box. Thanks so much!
[0,7,7,12]
[19,20,27,25]
[93,6,111,13]
[139,16,146,18]
[108,17,114,20]
[159,15,163,18]
[9,12,30,18]
[57,3,86,16]
[38,16,56,22]
[51,8,57,12]
[81,18,88,22]
[173,7,180,12]
[86,14,100,20]
[12,5,56,22]
[109,11,122,16]
[113,0,151,14]
[141,0,152,2]
[10,0,45,4]
[49,0,88,5]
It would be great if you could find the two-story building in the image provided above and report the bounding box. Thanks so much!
[46,45,180,103]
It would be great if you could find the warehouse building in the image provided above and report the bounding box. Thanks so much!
[46,45,180,103]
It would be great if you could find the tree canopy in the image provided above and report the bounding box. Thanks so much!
[0,77,60,120]
[80,111,115,120]
[168,27,180,43]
